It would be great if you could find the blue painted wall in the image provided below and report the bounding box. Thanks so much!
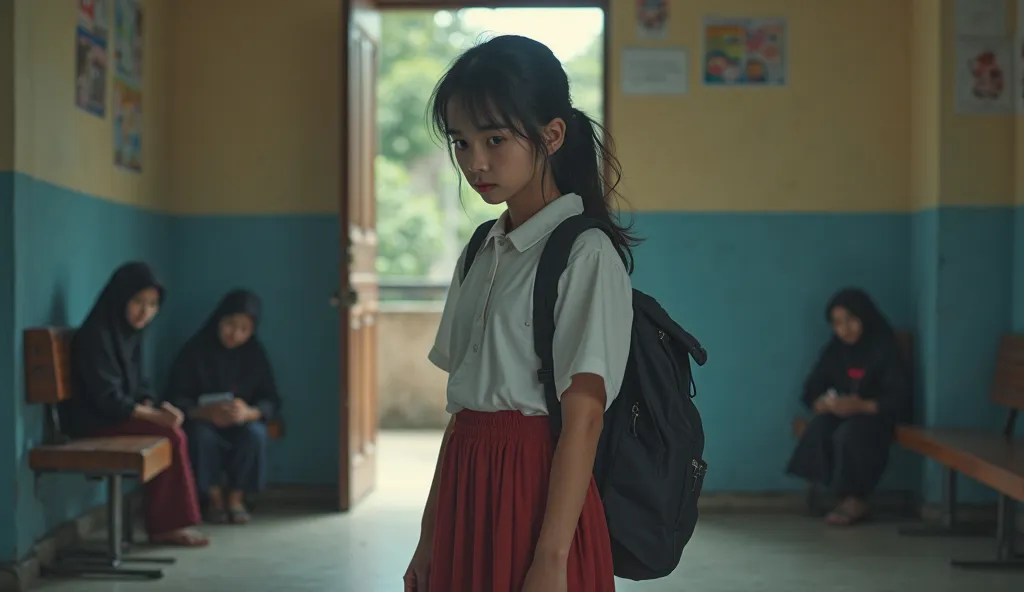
[911,207,1014,503]
[4,173,173,560]
[0,171,16,561]
[167,214,340,485]
[631,211,920,492]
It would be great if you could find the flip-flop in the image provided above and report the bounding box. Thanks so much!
[228,507,251,525]
[150,529,210,547]
[825,507,868,526]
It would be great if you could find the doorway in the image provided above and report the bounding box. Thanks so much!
[338,2,606,511]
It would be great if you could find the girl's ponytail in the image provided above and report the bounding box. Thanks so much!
[551,107,640,273]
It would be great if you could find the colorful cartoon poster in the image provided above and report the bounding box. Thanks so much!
[78,0,109,35]
[75,0,108,117]
[954,0,1007,36]
[114,0,143,82]
[75,27,107,116]
[113,0,143,172]
[955,36,1012,114]
[113,79,142,171]
[702,17,786,87]
[636,0,668,42]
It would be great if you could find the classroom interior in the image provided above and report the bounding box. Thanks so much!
[2,0,1024,590]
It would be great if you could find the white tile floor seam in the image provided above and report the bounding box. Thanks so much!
[30,432,1024,591]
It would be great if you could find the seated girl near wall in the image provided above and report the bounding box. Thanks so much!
[62,262,208,547]
[786,288,912,526]
[165,289,280,525]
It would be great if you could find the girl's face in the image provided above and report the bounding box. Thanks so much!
[125,287,160,330]
[445,101,563,207]
[830,306,863,345]
[218,313,255,349]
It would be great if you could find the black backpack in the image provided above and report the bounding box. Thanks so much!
[461,214,709,581]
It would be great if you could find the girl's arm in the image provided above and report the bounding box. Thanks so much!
[418,414,456,539]
[534,374,605,561]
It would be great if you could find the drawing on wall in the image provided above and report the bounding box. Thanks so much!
[636,0,669,42]
[955,36,1012,114]
[113,0,143,172]
[74,0,108,117]
[702,17,786,86]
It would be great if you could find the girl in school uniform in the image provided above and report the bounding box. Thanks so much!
[62,262,208,547]
[403,35,635,592]
[166,289,280,525]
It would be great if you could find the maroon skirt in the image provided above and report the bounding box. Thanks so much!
[424,410,615,591]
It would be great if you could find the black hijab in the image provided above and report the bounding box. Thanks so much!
[801,287,911,420]
[63,262,164,436]
[166,289,280,420]
[825,287,896,362]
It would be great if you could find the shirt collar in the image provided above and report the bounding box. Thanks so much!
[485,193,585,252]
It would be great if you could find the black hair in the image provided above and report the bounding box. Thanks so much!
[429,34,640,272]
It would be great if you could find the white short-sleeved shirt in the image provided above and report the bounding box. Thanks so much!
[428,193,634,415]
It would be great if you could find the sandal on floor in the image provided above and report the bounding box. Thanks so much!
[204,508,229,524]
[825,507,868,526]
[228,507,251,524]
[150,528,210,547]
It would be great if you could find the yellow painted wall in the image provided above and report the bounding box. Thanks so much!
[0,0,13,172]
[168,0,341,215]
[936,0,1015,208]
[13,0,170,209]
[910,0,941,211]
[610,0,912,213]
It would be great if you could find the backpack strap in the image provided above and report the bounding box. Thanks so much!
[532,214,616,439]
[461,219,498,282]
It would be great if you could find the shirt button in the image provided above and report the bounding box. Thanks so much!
[472,344,479,353]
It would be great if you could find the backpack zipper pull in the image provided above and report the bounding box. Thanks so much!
[630,403,640,437]
[691,459,707,491]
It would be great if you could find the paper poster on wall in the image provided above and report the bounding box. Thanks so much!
[113,0,143,172]
[113,79,142,171]
[955,36,1013,114]
[702,17,786,87]
[114,0,143,82]
[620,47,688,95]
[74,0,108,117]
[955,0,1008,36]
[636,0,669,42]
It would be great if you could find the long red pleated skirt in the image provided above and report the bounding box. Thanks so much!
[423,410,615,592]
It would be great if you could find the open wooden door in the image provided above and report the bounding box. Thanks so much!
[336,0,381,512]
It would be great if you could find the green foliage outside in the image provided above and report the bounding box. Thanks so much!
[375,10,603,281]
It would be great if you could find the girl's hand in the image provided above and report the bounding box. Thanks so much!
[831,395,863,417]
[812,395,832,414]
[403,538,432,591]
[520,554,567,592]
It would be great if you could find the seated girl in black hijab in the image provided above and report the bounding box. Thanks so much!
[786,288,911,526]
[62,262,208,547]
[166,289,281,525]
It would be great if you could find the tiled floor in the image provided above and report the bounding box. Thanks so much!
[32,431,1024,591]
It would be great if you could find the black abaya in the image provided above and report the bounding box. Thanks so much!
[785,288,911,498]
[165,289,281,422]
[61,262,165,438]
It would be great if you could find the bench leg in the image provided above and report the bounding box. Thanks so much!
[898,467,994,537]
[951,495,1024,570]
[42,475,171,580]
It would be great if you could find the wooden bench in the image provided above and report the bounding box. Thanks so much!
[791,331,915,515]
[792,333,1024,569]
[25,327,174,580]
[894,335,1024,569]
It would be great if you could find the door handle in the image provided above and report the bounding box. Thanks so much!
[330,288,359,308]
